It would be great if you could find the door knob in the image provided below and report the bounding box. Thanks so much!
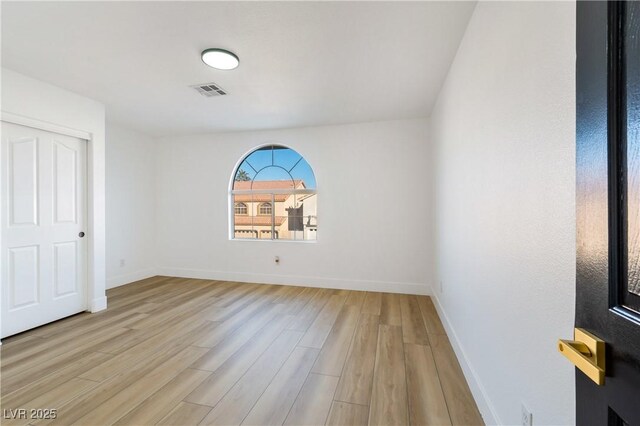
[558,328,605,385]
[79,232,85,238]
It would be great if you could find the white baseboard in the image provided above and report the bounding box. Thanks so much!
[90,296,107,313]
[431,291,500,425]
[106,268,158,289]
[157,267,430,295]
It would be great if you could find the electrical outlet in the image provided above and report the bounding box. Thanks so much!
[521,403,533,426]
[120,259,126,267]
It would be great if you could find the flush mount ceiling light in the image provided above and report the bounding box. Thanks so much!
[201,48,239,70]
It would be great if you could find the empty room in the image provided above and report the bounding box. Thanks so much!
[1,1,639,425]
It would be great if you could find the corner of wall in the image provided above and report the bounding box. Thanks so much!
[105,268,159,290]
[105,123,159,290]
[431,293,501,425]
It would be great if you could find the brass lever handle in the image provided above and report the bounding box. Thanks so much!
[557,328,605,385]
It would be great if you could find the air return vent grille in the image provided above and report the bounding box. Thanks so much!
[191,82,227,97]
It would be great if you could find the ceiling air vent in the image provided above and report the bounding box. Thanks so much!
[191,82,227,97]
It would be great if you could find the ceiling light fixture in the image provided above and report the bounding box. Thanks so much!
[201,48,239,70]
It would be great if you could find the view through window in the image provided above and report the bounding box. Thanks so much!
[231,145,317,241]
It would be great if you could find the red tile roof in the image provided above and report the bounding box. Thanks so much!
[234,215,287,226]
[234,194,290,202]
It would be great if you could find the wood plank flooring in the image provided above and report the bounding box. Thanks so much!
[0,277,484,426]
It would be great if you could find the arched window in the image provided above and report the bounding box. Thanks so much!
[231,145,317,241]
[234,203,248,215]
[258,202,272,215]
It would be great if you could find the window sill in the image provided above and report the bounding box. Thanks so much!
[229,238,317,244]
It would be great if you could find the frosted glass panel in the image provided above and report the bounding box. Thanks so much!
[626,1,640,296]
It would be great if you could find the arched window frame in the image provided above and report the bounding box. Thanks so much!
[234,202,248,215]
[258,202,272,216]
[229,144,317,241]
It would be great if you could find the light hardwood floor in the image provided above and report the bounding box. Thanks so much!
[0,277,484,426]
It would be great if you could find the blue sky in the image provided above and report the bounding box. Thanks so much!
[236,146,317,188]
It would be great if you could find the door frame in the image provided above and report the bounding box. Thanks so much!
[0,111,104,340]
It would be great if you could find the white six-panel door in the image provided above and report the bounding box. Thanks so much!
[1,121,87,338]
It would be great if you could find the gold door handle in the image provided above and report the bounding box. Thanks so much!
[557,328,605,385]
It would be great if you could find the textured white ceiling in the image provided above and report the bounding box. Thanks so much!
[1,1,476,136]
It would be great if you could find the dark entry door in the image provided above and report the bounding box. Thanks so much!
[575,1,640,424]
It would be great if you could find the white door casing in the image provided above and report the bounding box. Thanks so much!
[1,121,87,338]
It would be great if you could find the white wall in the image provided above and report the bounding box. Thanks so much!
[1,68,107,312]
[155,119,431,294]
[429,2,576,425]
[105,124,157,288]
